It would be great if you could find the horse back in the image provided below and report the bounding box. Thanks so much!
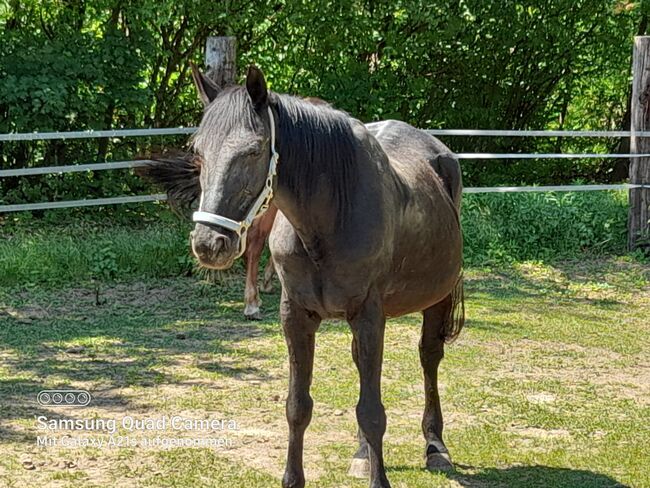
[365,120,462,209]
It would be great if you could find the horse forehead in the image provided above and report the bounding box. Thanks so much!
[203,130,262,158]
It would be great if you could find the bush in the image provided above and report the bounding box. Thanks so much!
[462,190,628,265]
[0,191,632,287]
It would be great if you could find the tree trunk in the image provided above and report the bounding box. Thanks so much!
[205,37,237,87]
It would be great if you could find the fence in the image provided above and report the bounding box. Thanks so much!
[2,34,649,249]
[0,126,647,214]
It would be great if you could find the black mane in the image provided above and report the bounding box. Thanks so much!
[274,93,359,221]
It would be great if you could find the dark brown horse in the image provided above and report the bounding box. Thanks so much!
[151,66,464,488]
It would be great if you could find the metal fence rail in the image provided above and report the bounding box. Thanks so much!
[0,127,647,213]
[0,153,645,179]
[425,129,647,137]
[0,159,152,177]
[456,153,649,159]
[0,128,195,142]
[0,194,167,212]
[1,185,644,213]
[2,127,650,141]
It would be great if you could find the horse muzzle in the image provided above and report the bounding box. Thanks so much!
[190,224,240,270]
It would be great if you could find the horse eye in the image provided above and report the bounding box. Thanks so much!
[242,146,263,158]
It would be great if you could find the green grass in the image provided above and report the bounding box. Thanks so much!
[462,190,629,264]
[0,190,634,287]
[0,257,648,487]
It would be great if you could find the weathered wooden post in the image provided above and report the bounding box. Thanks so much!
[205,36,237,87]
[629,36,650,251]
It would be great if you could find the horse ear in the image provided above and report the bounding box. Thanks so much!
[190,62,221,106]
[245,65,268,110]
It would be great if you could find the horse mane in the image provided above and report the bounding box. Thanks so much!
[273,93,359,221]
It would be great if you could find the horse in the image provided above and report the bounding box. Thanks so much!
[153,65,464,488]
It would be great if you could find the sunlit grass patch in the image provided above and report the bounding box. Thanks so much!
[0,257,647,487]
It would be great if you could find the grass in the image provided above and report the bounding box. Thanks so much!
[0,256,648,487]
[0,190,632,287]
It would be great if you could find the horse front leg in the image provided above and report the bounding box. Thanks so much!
[260,255,276,293]
[348,290,391,488]
[348,337,372,478]
[281,293,321,488]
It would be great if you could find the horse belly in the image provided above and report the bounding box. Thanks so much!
[382,229,462,317]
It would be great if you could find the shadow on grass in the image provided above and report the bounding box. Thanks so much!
[0,376,131,444]
[0,277,283,443]
[387,464,627,487]
[465,257,647,310]
[452,464,629,488]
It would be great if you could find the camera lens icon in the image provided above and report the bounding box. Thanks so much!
[37,390,91,407]
[37,392,51,405]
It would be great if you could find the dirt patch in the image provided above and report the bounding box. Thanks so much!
[510,426,571,439]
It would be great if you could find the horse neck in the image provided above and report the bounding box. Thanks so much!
[271,97,371,237]
[272,147,339,238]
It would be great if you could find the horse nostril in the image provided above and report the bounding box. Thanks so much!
[191,228,230,264]
[192,240,211,261]
[213,235,227,254]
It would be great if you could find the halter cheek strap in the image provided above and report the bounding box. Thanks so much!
[192,106,279,259]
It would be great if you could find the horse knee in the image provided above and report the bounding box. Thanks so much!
[287,394,313,430]
[355,398,386,440]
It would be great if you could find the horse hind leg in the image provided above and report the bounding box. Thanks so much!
[260,255,275,293]
[420,295,454,471]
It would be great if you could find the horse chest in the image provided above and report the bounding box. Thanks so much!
[279,261,371,319]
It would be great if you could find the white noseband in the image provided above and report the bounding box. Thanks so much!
[192,106,279,259]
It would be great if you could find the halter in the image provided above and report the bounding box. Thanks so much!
[192,106,279,259]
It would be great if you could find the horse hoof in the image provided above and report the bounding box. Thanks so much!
[244,304,262,321]
[244,311,263,321]
[282,470,305,488]
[348,457,370,478]
[426,451,454,472]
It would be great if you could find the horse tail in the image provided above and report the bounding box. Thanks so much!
[136,151,201,218]
[443,271,465,343]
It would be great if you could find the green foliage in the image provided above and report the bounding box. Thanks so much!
[462,191,629,265]
[0,0,645,209]
[91,245,119,281]
[0,218,192,287]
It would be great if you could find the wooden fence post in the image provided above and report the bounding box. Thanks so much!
[629,36,650,251]
[205,36,237,88]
